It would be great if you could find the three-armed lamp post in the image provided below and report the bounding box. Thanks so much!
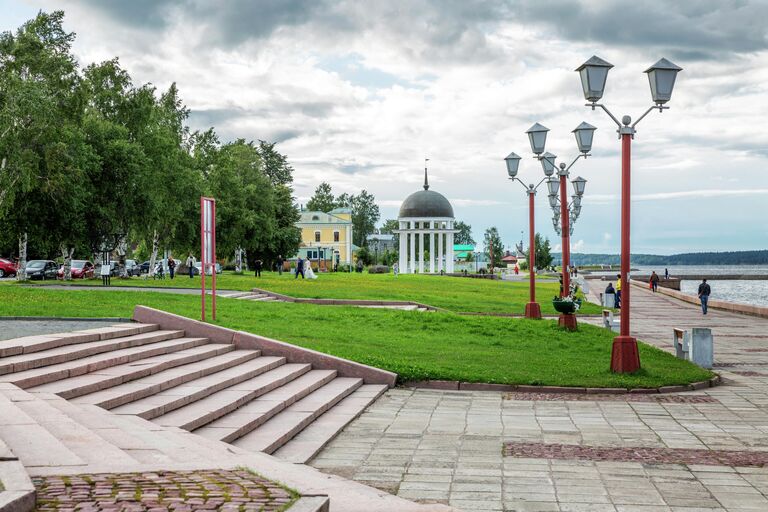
[523,122,594,329]
[576,55,682,373]
[503,151,553,319]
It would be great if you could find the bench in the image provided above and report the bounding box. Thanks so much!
[602,309,620,333]
[673,327,713,369]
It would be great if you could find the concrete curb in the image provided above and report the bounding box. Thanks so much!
[403,375,721,394]
[0,316,132,322]
[288,496,330,512]
[131,306,397,386]
[0,452,36,512]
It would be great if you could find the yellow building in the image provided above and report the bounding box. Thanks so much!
[295,208,353,267]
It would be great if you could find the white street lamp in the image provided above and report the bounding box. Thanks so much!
[645,58,683,105]
[575,55,614,103]
[526,123,549,155]
[573,122,597,154]
[505,152,522,178]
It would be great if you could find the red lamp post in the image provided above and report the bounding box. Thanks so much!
[576,55,683,373]
[504,152,546,319]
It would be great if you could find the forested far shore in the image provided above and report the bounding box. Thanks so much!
[553,250,768,266]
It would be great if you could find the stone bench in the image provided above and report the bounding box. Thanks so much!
[673,327,713,369]
[602,310,620,333]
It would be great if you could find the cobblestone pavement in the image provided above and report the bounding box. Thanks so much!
[34,469,296,511]
[0,319,131,341]
[311,286,768,511]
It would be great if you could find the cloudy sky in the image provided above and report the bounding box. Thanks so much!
[4,0,768,254]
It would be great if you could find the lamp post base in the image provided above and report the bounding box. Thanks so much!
[610,336,641,373]
[558,313,578,331]
[524,302,542,319]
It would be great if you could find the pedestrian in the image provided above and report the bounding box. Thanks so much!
[664,268,669,280]
[185,253,195,278]
[168,257,176,279]
[254,259,262,278]
[294,257,305,279]
[649,271,660,292]
[514,265,519,275]
[698,278,711,315]
[574,266,578,277]
[615,274,622,309]
[277,255,283,275]
[393,261,399,277]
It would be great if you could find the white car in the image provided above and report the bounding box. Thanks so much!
[194,262,222,275]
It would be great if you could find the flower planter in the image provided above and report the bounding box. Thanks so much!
[552,298,581,314]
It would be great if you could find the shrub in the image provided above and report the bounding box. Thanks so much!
[367,265,390,274]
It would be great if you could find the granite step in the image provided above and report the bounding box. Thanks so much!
[110,356,291,420]
[28,343,234,399]
[0,329,185,376]
[3,337,210,389]
[0,389,85,469]
[0,323,159,358]
[10,389,140,466]
[193,369,339,444]
[150,365,323,431]
[231,377,362,454]
[71,349,261,409]
[273,384,388,463]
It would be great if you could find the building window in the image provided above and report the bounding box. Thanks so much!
[312,215,319,221]
[333,231,340,242]
[314,231,321,242]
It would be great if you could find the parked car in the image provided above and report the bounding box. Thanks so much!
[0,258,17,278]
[25,260,58,280]
[194,262,222,275]
[57,260,96,279]
[97,261,120,277]
[125,259,141,277]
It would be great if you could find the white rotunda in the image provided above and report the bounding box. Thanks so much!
[395,167,457,274]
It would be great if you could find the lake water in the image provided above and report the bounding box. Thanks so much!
[589,265,768,308]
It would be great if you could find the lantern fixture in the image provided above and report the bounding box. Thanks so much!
[644,58,683,105]
[548,194,558,209]
[546,177,560,196]
[572,176,587,196]
[504,152,522,178]
[526,123,549,155]
[573,121,597,154]
[572,195,581,208]
[540,152,557,176]
[575,55,614,103]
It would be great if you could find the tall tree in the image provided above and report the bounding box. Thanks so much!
[526,232,553,270]
[306,182,335,212]
[0,11,88,277]
[483,227,504,268]
[337,190,380,247]
[454,221,475,245]
[258,140,293,186]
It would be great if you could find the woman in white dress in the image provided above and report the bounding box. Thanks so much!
[304,259,317,279]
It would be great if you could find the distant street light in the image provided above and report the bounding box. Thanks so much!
[577,55,682,373]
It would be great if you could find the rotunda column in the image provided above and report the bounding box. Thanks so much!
[430,224,436,273]
[409,224,415,274]
[437,230,444,272]
[447,231,455,273]
[398,221,406,273]
[418,229,425,274]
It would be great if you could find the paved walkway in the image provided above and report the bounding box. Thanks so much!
[0,319,131,341]
[311,285,768,511]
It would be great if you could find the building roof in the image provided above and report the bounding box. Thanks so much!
[328,207,352,214]
[398,166,455,219]
[453,244,474,251]
[367,234,395,241]
[298,211,351,224]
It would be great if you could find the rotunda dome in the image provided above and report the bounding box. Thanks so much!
[398,189,454,218]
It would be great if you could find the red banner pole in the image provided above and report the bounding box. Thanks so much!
[200,197,205,322]
[211,199,217,321]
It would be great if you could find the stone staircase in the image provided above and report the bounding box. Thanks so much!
[0,322,387,465]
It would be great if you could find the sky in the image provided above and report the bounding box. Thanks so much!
[3,0,768,255]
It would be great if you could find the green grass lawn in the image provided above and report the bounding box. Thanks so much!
[0,286,712,388]
[22,271,603,315]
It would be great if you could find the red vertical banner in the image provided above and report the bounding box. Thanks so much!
[200,197,216,321]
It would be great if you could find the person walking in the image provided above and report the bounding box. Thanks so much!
[650,271,660,292]
[276,255,283,275]
[615,274,622,309]
[393,261,399,277]
[254,259,262,278]
[664,268,669,280]
[168,257,176,279]
[294,257,305,279]
[698,279,711,315]
[185,253,195,278]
